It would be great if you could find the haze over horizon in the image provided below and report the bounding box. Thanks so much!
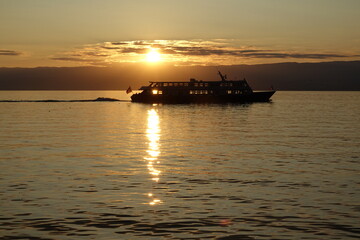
[1,0,359,90]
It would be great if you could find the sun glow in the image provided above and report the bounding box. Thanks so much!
[146,48,161,62]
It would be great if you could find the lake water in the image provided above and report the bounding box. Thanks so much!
[0,91,359,239]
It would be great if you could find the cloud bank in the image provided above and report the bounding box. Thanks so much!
[0,50,22,56]
[50,40,357,66]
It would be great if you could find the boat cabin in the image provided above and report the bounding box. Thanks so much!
[141,78,253,97]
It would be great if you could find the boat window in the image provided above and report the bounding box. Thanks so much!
[189,90,208,95]
[164,83,168,87]
[159,90,163,94]
[184,83,189,86]
[152,90,159,94]
[199,83,203,87]
[194,83,199,87]
[179,83,183,86]
[227,90,232,94]
[204,83,208,87]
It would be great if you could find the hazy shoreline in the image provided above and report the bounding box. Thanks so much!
[1,61,359,91]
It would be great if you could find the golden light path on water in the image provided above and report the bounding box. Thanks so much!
[145,108,162,206]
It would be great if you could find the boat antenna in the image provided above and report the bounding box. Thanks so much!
[218,71,227,81]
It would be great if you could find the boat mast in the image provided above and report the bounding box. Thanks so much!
[218,71,227,81]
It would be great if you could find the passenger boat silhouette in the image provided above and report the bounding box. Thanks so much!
[131,71,275,103]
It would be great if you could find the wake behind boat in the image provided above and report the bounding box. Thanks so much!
[131,72,275,104]
[0,97,128,103]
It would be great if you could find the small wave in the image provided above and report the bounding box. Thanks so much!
[0,97,131,102]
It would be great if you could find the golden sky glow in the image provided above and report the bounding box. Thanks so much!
[146,48,161,63]
[0,0,359,67]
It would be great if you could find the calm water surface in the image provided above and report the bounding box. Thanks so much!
[0,91,359,239]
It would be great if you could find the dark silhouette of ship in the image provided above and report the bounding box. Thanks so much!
[131,71,275,103]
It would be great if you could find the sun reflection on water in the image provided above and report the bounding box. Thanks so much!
[145,109,162,205]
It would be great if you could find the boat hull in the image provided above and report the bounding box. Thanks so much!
[131,91,275,104]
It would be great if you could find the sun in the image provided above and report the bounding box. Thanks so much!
[146,48,161,62]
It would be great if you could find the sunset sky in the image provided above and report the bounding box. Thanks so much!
[1,0,359,67]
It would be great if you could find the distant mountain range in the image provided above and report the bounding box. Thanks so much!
[0,61,359,91]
